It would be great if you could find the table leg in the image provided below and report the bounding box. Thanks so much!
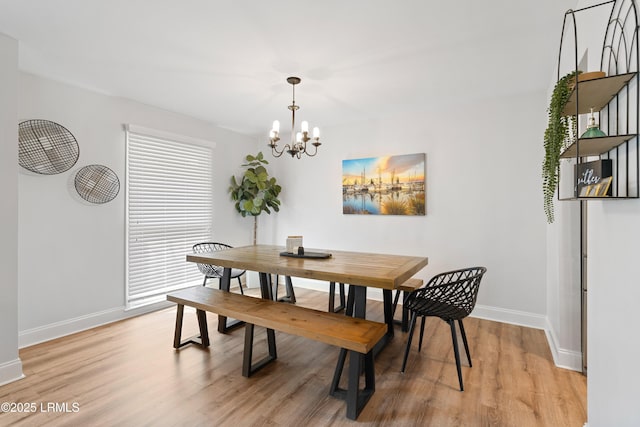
[382,289,394,338]
[330,285,372,418]
[259,272,273,299]
[217,267,245,333]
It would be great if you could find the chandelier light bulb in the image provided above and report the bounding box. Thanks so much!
[313,127,320,139]
[301,121,309,133]
[272,120,280,133]
[296,132,302,143]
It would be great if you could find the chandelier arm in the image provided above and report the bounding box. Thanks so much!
[268,141,288,158]
[302,142,319,157]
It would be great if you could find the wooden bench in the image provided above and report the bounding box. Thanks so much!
[167,286,387,420]
[391,278,424,332]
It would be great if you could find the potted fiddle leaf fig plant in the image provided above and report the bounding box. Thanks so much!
[229,152,282,244]
[543,70,580,224]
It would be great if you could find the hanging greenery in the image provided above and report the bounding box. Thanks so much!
[543,71,580,224]
[229,152,282,244]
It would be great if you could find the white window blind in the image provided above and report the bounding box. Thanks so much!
[125,125,214,309]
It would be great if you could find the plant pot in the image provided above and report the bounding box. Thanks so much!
[568,71,606,91]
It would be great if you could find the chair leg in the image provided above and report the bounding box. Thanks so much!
[202,276,208,286]
[345,286,355,316]
[237,277,244,295]
[418,317,426,352]
[401,312,418,373]
[285,276,296,303]
[449,320,464,391]
[458,319,472,367]
[392,290,401,317]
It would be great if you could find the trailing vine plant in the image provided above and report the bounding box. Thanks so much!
[543,71,580,224]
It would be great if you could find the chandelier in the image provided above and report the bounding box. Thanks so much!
[268,76,321,158]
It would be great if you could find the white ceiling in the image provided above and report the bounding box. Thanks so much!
[0,0,576,137]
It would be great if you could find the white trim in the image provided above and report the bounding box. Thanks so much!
[0,358,24,387]
[18,301,172,348]
[124,124,216,148]
[544,319,583,372]
[471,304,547,330]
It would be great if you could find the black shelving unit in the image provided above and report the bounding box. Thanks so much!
[554,0,639,377]
[557,0,639,201]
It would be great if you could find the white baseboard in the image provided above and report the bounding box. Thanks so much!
[18,301,173,348]
[0,358,24,386]
[471,304,548,330]
[544,319,583,372]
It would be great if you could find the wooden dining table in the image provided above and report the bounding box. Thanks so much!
[186,244,429,342]
[186,244,428,418]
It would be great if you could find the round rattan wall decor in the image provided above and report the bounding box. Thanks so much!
[18,119,80,174]
[74,164,120,204]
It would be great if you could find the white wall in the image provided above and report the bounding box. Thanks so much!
[550,1,640,425]
[262,92,551,329]
[0,33,23,385]
[17,73,255,346]
[579,1,640,426]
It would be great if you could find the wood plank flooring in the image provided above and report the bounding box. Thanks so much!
[0,287,586,426]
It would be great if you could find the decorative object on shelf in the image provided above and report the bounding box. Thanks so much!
[575,159,613,198]
[542,70,580,223]
[229,152,282,244]
[18,119,80,175]
[74,164,120,204]
[342,153,426,215]
[268,77,321,159]
[285,236,303,253]
[580,108,607,138]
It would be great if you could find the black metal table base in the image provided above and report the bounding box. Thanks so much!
[242,323,277,377]
[329,348,376,420]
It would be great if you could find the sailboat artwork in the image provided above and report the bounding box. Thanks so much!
[342,153,426,215]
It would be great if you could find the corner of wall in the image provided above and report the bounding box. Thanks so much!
[545,317,583,372]
[0,359,24,387]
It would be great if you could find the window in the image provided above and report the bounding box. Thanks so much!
[125,125,214,309]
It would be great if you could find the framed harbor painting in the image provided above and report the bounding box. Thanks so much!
[342,153,425,215]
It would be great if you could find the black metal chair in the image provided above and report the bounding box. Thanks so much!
[401,266,487,391]
[192,242,246,294]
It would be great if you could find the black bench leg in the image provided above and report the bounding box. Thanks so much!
[196,309,210,347]
[329,282,346,313]
[173,304,185,348]
[242,323,278,377]
[173,304,210,349]
[329,348,375,420]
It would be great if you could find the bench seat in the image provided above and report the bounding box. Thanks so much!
[167,286,387,420]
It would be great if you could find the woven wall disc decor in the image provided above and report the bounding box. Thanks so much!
[74,164,120,204]
[18,119,80,174]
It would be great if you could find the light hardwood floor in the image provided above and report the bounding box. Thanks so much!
[0,287,586,426]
